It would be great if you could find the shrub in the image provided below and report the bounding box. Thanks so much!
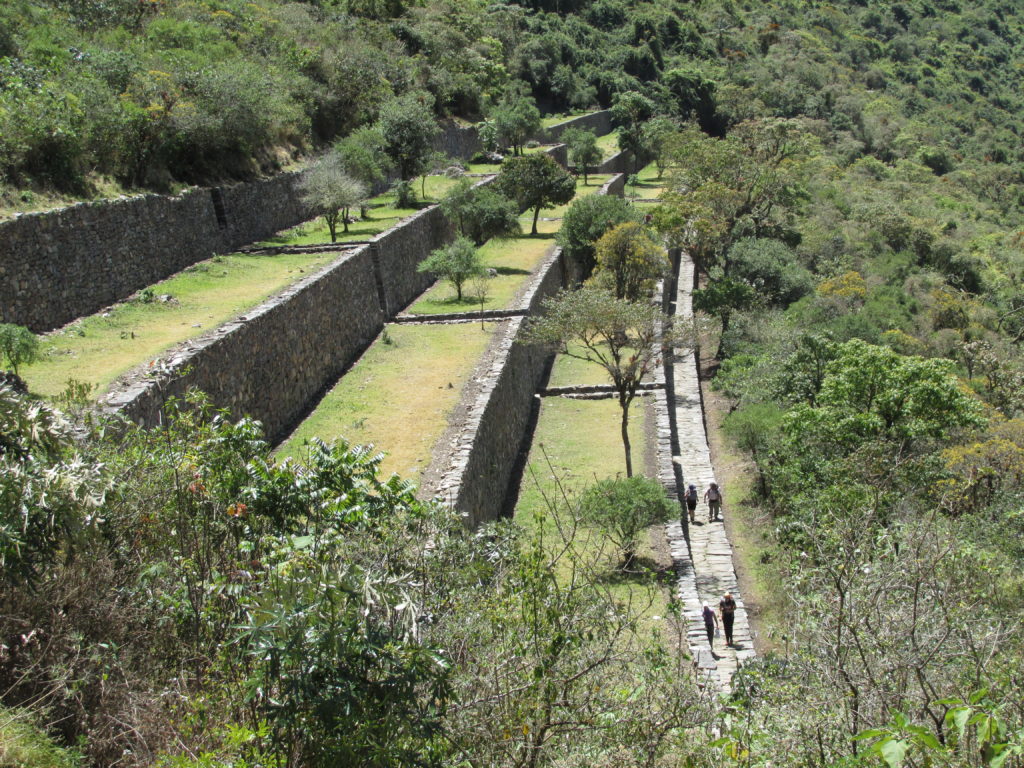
[0,323,39,376]
[417,236,484,301]
[440,179,520,245]
[579,476,676,568]
[557,193,638,272]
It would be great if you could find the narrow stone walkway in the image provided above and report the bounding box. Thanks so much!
[666,256,755,693]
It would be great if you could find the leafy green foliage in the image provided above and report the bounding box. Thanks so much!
[0,324,39,376]
[493,153,576,235]
[417,236,484,301]
[377,92,440,181]
[491,92,541,156]
[590,221,668,302]
[561,127,601,184]
[579,476,676,567]
[0,384,104,586]
[523,287,680,477]
[440,178,520,246]
[557,192,638,272]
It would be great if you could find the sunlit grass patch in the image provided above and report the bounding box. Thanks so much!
[515,395,670,627]
[276,321,495,482]
[22,250,336,400]
[407,176,611,314]
[257,175,461,246]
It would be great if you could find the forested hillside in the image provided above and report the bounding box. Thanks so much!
[3,0,1024,766]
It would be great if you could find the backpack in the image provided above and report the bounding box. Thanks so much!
[686,487,698,501]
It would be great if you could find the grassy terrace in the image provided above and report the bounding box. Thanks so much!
[276,321,495,481]
[595,131,620,160]
[514,390,671,629]
[406,175,612,314]
[257,175,462,246]
[22,250,336,399]
[540,111,594,129]
[20,175,465,402]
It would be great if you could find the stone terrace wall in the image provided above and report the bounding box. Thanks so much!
[1,120,488,334]
[102,245,385,443]
[596,150,634,175]
[543,110,613,142]
[0,175,314,332]
[435,120,482,160]
[425,173,625,525]
[372,204,454,316]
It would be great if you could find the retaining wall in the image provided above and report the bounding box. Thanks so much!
[425,173,625,525]
[0,121,483,334]
[543,110,613,142]
[371,204,454,316]
[0,172,311,333]
[596,150,635,175]
[102,245,384,443]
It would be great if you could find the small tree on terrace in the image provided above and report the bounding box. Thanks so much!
[580,476,677,569]
[377,92,440,181]
[335,127,388,216]
[523,287,678,477]
[492,92,541,156]
[494,153,576,235]
[417,236,484,302]
[557,193,639,273]
[0,324,40,377]
[440,179,520,245]
[298,155,367,242]
[590,221,668,301]
[562,127,601,185]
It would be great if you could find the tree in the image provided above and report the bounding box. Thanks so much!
[692,277,755,358]
[440,178,520,245]
[494,153,576,235]
[610,91,655,172]
[491,92,541,156]
[377,92,440,180]
[557,193,638,272]
[579,476,676,568]
[419,149,452,199]
[562,127,601,185]
[590,221,668,301]
[0,324,39,376]
[417,236,484,301]
[728,237,813,307]
[653,119,814,276]
[297,155,367,242]
[640,115,679,179]
[523,287,677,477]
[335,127,388,214]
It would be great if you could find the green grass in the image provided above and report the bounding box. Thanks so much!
[0,705,79,768]
[406,176,611,314]
[628,162,666,198]
[276,322,495,482]
[540,110,595,128]
[22,251,336,400]
[257,175,461,246]
[595,132,620,160]
[515,394,671,629]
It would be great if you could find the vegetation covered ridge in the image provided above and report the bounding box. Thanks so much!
[4,0,1024,765]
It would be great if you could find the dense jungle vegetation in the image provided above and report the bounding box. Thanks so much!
[4,0,1024,765]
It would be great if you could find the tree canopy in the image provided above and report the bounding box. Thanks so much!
[493,153,576,235]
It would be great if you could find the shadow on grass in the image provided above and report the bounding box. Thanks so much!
[595,555,676,587]
[494,266,531,276]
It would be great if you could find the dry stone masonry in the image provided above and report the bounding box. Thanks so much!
[664,256,755,693]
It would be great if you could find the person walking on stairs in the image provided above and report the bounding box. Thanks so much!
[719,592,737,647]
[685,484,699,524]
[702,602,718,649]
[704,482,723,522]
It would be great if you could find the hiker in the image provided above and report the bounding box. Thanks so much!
[684,483,699,523]
[704,481,723,522]
[702,601,718,649]
[719,592,737,646]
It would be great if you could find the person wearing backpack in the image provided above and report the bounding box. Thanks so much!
[701,601,718,649]
[719,592,737,646]
[684,483,699,524]
[704,482,723,522]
